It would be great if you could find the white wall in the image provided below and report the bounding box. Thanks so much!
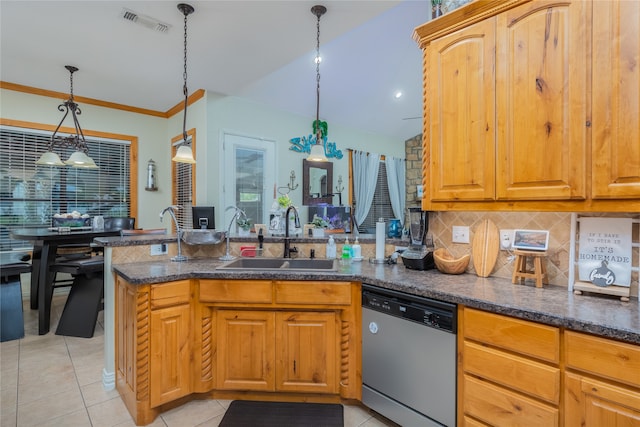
[1,88,405,228]
[204,94,404,225]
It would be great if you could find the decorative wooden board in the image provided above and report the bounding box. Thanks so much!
[569,214,638,302]
[472,219,500,277]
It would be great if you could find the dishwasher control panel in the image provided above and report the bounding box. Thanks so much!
[362,284,456,333]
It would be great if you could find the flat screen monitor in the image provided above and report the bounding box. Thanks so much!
[192,206,215,229]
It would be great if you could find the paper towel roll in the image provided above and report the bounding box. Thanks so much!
[375,219,385,260]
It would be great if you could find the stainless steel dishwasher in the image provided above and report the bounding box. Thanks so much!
[362,284,457,427]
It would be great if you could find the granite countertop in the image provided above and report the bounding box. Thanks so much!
[112,257,640,345]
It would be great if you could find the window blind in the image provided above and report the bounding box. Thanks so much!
[356,161,395,233]
[0,126,131,250]
[174,156,193,230]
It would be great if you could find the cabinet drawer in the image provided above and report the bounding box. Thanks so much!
[463,341,560,404]
[463,308,559,363]
[565,331,640,388]
[199,279,272,304]
[150,280,190,309]
[463,375,559,427]
[275,281,351,305]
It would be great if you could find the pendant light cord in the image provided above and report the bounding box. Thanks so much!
[315,10,321,142]
[182,7,189,144]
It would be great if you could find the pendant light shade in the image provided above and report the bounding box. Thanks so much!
[173,3,196,164]
[306,5,328,162]
[36,151,65,167]
[172,144,196,164]
[307,144,328,162]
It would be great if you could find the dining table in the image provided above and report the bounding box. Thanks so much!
[10,227,121,335]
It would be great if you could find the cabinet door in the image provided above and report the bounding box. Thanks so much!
[496,0,588,200]
[149,304,191,407]
[275,311,337,394]
[591,0,640,199]
[216,310,275,391]
[429,18,496,201]
[565,372,640,426]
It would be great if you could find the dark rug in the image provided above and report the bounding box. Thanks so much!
[219,400,344,427]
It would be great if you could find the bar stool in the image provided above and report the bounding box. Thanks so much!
[512,249,548,288]
[51,256,104,338]
[1,262,31,341]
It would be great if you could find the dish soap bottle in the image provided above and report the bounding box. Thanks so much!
[341,237,352,264]
[326,236,336,259]
[352,236,362,260]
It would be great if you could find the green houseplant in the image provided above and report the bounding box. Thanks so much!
[236,217,252,236]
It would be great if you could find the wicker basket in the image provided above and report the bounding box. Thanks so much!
[433,248,470,274]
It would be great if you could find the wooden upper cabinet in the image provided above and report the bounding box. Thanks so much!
[495,0,588,200]
[591,0,640,199]
[429,18,496,201]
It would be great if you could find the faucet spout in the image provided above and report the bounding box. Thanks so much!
[160,205,187,262]
[284,205,300,258]
[220,206,246,261]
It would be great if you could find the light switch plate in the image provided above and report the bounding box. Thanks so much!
[452,226,470,244]
[150,244,168,256]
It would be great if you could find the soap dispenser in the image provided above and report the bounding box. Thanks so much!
[352,236,362,260]
[341,237,352,264]
[326,236,336,259]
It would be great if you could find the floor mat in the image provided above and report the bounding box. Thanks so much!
[219,400,344,427]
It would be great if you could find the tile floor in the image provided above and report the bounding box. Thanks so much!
[1,294,397,427]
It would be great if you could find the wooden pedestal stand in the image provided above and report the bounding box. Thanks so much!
[512,249,548,288]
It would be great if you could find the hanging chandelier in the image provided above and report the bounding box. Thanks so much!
[36,65,98,169]
[307,4,328,162]
[172,3,196,164]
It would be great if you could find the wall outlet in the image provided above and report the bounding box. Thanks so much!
[500,229,514,250]
[452,226,470,244]
[150,244,168,256]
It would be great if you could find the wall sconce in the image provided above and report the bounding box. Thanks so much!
[145,159,158,191]
[288,170,299,191]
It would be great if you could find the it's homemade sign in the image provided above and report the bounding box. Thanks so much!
[578,217,632,287]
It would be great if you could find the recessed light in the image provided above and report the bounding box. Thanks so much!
[394,91,403,99]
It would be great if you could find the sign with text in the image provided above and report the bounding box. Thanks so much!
[578,218,632,287]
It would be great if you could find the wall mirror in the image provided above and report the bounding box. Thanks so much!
[303,159,333,206]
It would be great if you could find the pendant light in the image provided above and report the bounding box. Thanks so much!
[172,3,196,164]
[306,5,328,162]
[36,65,98,169]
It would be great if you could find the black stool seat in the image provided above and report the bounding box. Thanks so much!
[1,262,30,342]
[51,256,104,338]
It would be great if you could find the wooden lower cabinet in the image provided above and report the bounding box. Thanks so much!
[216,310,276,391]
[116,276,360,426]
[459,307,560,426]
[460,308,640,427]
[564,331,640,426]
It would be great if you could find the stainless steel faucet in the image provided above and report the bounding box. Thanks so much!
[283,205,300,258]
[160,205,187,262]
[220,206,247,261]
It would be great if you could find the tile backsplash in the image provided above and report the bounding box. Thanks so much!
[427,211,639,297]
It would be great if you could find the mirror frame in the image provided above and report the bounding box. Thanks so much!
[303,159,333,206]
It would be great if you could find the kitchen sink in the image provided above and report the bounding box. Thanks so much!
[217,257,337,272]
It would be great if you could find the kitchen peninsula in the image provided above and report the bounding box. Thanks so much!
[99,235,640,425]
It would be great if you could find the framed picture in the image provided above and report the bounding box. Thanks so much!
[513,229,549,251]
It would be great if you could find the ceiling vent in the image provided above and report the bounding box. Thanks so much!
[121,8,171,33]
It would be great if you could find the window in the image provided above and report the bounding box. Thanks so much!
[355,161,395,234]
[222,132,275,228]
[0,124,134,250]
[171,129,196,230]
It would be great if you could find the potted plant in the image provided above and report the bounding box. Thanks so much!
[236,217,252,236]
[311,215,329,237]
